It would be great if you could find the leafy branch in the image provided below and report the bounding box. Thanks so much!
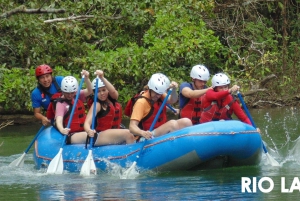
[0,5,65,18]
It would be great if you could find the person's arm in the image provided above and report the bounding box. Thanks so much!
[129,120,153,139]
[206,85,240,101]
[181,87,211,99]
[81,70,93,97]
[95,70,119,100]
[167,81,179,104]
[231,101,252,125]
[84,102,100,137]
[54,102,70,135]
[205,89,230,101]
[129,100,153,139]
[33,107,50,125]
[31,90,50,125]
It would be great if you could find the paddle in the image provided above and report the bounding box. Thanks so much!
[9,125,45,167]
[122,89,173,178]
[237,91,280,166]
[46,75,85,174]
[167,104,177,114]
[80,77,98,176]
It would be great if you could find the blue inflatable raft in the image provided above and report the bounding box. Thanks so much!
[33,120,262,172]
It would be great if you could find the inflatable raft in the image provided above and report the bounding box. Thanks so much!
[33,120,262,172]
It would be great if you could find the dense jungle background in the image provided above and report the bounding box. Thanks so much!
[1,0,300,120]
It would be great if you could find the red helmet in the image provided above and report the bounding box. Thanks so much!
[35,64,53,77]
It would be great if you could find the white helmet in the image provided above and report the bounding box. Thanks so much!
[212,73,230,88]
[190,64,210,81]
[148,73,170,94]
[92,78,105,90]
[61,76,78,92]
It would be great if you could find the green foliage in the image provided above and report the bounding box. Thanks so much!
[1,0,300,111]
[79,3,222,104]
[0,66,72,112]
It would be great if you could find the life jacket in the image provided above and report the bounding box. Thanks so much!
[112,102,122,129]
[124,93,140,117]
[62,99,86,133]
[46,92,63,120]
[37,77,61,99]
[200,95,236,123]
[138,98,167,131]
[179,95,204,125]
[95,101,122,131]
[125,91,150,117]
[87,95,123,130]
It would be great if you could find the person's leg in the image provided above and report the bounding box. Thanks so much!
[176,118,192,129]
[153,118,192,137]
[94,129,135,146]
[70,131,88,144]
[153,120,178,137]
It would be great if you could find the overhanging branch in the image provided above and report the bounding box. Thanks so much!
[44,15,94,23]
[1,5,65,18]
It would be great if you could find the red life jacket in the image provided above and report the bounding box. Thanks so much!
[95,101,122,131]
[179,96,204,125]
[46,92,63,120]
[62,99,86,133]
[138,98,167,131]
[87,96,93,109]
[112,102,122,129]
[200,95,235,123]
[87,95,123,130]
[124,93,140,117]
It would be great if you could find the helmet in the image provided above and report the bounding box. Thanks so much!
[35,64,53,77]
[211,73,230,88]
[190,64,210,81]
[92,78,105,89]
[148,73,170,94]
[61,76,78,93]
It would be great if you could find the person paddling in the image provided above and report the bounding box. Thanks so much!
[54,70,93,144]
[84,70,135,146]
[31,64,64,126]
[129,73,192,142]
[200,72,259,132]
[179,64,212,125]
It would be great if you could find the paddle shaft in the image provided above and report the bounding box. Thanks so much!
[237,92,268,153]
[166,104,177,113]
[60,76,85,147]
[89,77,99,147]
[149,89,173,131]
[25,125,45,153]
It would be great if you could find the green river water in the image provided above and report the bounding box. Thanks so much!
[1,107,300,200]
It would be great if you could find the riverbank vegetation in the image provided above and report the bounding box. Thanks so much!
[1,0,300,114]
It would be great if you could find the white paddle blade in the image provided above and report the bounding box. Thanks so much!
[120,161,137,179]
[9,152,26,167]
[80,150,97,176]
[46,148,64,174]
[265,152,280,167]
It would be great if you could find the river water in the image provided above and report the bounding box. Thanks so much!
[1,107,300,200]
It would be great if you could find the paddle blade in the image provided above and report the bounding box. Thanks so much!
[265,152,280,167]
[80,150,97,176]
[46,148,64,174]
[9,152,26,167]
[120,161,138,179]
